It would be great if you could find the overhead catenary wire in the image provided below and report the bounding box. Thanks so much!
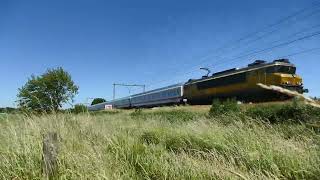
[157,47,320,91]
[128,46,320,97]
[221,1,320,47]
[140,30,320,91]
[212,31,320,68]
[145,2,320,78]
[203,22,320,71]
[134,4,320,91]
[276,47,320,59]
[128,2,320,95]
[194,6,320,67]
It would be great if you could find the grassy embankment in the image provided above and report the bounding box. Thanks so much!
[0,101,319,179]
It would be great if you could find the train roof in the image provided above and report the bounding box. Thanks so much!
[89,83,184,108]
[186,59,296,84]
[131,83,184,97]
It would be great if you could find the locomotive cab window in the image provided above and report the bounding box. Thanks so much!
[266,66,296,74]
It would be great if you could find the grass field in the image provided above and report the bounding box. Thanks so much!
[0,102,319,179]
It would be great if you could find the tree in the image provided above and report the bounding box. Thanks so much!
[17,67,79,112]
[91,98,106,105]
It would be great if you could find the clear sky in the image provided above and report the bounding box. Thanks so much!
[1,0,320,107]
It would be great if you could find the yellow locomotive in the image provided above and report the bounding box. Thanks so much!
[183,59,306,103]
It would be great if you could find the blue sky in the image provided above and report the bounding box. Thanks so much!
[0,0,320,107]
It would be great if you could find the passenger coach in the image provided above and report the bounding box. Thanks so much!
[88,84,184,110]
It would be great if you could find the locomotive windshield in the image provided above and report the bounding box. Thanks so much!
[266,65,296,74]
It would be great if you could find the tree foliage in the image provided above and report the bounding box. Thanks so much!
[17,67,79,112]
[91,98,107,105]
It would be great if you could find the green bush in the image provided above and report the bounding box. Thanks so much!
[246,100,320,123]
[72,104,88,114]
[209,98,240,117]
[245,104,281,123]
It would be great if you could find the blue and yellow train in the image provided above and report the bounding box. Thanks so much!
[88,59,307,110]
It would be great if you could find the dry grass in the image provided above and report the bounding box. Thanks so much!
[0,105,319,179]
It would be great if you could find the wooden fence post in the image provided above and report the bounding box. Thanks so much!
[42,132,59,179]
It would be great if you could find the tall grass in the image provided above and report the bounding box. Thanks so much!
[0,104,319,179]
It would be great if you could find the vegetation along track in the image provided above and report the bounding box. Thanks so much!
[0,100,319,179]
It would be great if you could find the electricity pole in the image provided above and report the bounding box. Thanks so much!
[113,83,146,100]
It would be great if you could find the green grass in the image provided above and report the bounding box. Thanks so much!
[0,104,319,179]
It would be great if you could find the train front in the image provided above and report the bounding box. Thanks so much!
[265,60,307,94]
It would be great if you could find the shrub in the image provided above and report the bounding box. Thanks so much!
[209,98,240,117]
[72,104,88,114]
[246,99,320,123]
[245,104,281,123]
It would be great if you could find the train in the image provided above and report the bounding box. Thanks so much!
[88,59,307,110]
